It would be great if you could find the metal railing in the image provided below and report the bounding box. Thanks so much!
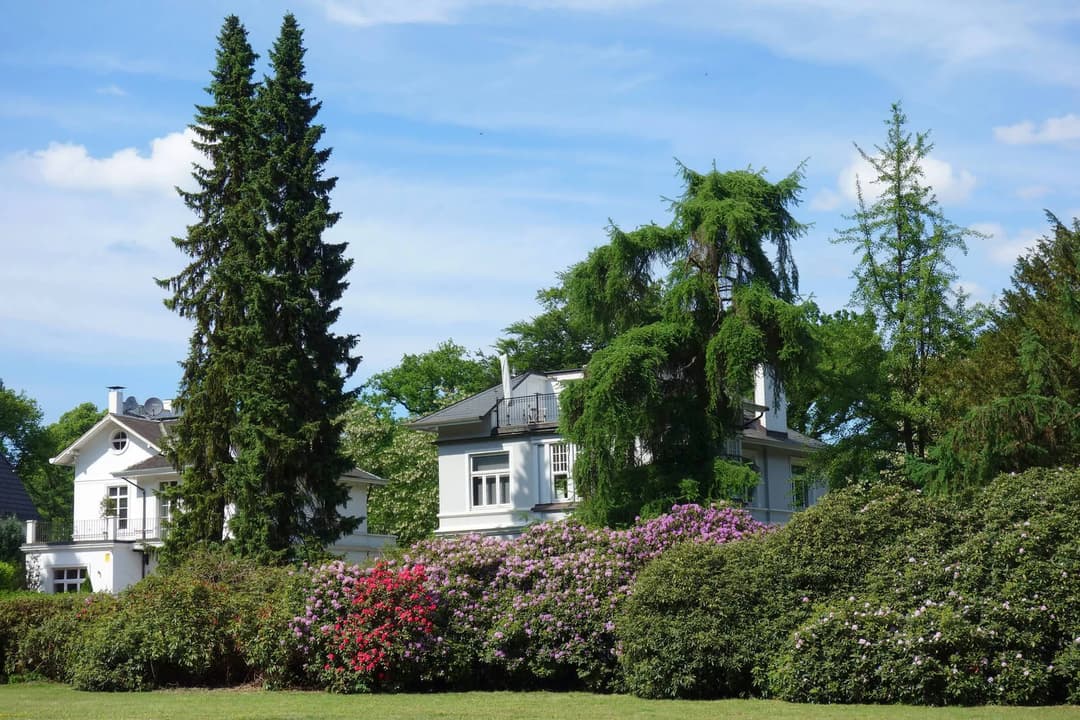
[25,518,169,545]
[496,393,559,427]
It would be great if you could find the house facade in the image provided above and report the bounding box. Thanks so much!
[412,366,824,537]
[21,388,394,594]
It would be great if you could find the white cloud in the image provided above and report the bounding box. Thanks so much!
[319,0,651,26]
[826,152,976,208]
[10,128,199,195]
[969,222,1042,266]
[953,279,986,302]
[993,113,1080,145]
[95,84,127,97]
[1016,184,1052,200]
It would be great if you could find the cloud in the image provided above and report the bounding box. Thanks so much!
[319,0,650,26]
[969,222,1042,266]
[1016,184,1052,200]
[95,84,127,97]
[993,113,1080,145]
[822,152,976,209]
[9,128,199,195]
[953,279,986,302]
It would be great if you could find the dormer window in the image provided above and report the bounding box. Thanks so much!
[111,430,128,453]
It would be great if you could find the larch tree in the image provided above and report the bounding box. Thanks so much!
[158,15,262,555]
[560,162,815,526]
[828,102,977,471]
[223,14,360,560]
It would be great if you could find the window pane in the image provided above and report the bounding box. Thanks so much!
[499,474,510,504]
[473,477,483,506]
[472,453,509,472]
[486,476,496,505]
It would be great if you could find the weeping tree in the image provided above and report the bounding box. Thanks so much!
[560,162,816,526]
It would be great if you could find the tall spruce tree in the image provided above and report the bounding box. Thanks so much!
[828,102,976,467]
[222,14,359,560]
[560,163,815,526]
[158,16,262,553]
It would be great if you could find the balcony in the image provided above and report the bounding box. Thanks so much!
[24,517,169,546]
[495,393,559,428]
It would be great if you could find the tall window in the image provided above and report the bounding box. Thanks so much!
[550,442,576,501]
[53,567,86,593]
[107,485,129,530]
[471,453,510,507]
[158,481,178,525]
[790,464,809,510]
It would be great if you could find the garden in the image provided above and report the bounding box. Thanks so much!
[1,466,1077,708]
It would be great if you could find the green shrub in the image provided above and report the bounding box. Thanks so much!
[70,550,299,691]
[766,467,1080,705]
[618,483,942,699]
[9,594,117,683]
[0,593,82,681]
[0,561,18,592]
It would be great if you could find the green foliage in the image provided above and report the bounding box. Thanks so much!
[161,14,359,563]
[0,592,82,681]
[560,162,815,525]
[0,517,24,567]
[917,214,1080,491]
[0,562,17,592]
[497,286,599,373]
[364,339,499,417]
[618,483,951,699]
[820,102,979,480]
[341,402,437,545]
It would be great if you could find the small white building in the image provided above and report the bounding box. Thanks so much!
[412,366,824,537]
[22,388,394,594]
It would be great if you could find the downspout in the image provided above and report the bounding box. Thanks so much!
[118,476,148,579]
[762,448,771,524]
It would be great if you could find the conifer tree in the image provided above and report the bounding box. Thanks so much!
[223,14,359,559]
[560,163,815,525]
[158,16,262,553]
[830,102,976,461]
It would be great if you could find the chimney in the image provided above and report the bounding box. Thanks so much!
[106,386,125,415]
[499,354,513,401]
[753,366,788,434]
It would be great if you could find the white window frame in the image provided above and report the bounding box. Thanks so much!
[158,480,178,525]
[470,452,511,508]
[549,442,576,502]
[107,485,129,530]
[110,430,128,453]
[53,567,87,594]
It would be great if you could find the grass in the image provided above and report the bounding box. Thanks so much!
[0,683,1077,720]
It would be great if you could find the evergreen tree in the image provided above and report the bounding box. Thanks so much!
[559,162,815,525]
[222,14,359,560]
[826,102,976,471]
[158,15,262,554]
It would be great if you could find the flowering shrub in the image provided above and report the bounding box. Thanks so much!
[294,561,438,693]
[294,503,765,693]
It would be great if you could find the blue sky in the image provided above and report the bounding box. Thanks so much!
[3,1,1080,422]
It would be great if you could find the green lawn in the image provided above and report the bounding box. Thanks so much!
[0,683,1077,720]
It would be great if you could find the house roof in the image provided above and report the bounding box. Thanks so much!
[0,451,40,520]
[740,425,826,452]
[113,454,175,477]
[341,468,390,485]
[410,372,534,429]
[51,413,177,466]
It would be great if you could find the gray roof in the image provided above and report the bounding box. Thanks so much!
[113,414,175,447]
[0,452,40,520]
[410,373,531,429]
[342,468,389,485]
[119,454,175,474]
[740,425,826,451]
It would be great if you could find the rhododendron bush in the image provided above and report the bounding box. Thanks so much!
[291,503,766,692]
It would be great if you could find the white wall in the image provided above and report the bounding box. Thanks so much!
[26,543,147,594]
[437,437,542,534]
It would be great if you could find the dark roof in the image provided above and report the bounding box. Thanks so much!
[119,454,174,474]
[113,414,176,447]
[0,452,40,520]
[411,373,531,428]
[740,425,825,451]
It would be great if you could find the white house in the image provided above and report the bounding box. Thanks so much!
[21,388,394,594]
[412,365,824,537]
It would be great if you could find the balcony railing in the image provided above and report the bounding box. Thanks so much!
[496,393,559,428]
[25,518,169,545]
